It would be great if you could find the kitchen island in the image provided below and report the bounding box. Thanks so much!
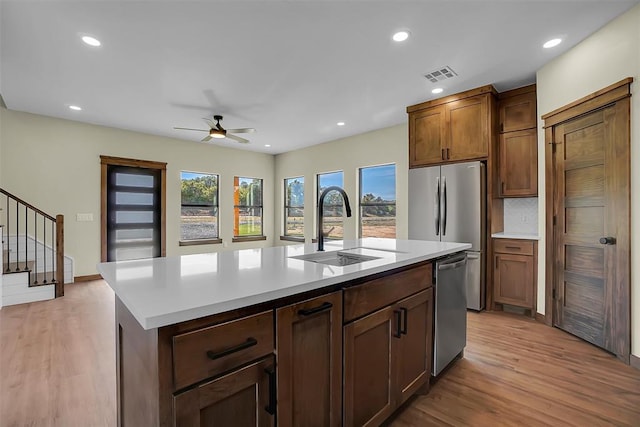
[98,238,470,427]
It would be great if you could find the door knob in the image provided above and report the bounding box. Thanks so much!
[599,237,616,245]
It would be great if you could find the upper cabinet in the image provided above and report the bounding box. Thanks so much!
[497,85,538,197]
[407,85,497,168]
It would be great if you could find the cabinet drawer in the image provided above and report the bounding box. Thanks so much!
[172,310,274,390]
[344,264,432,323]
[493,239,534,255]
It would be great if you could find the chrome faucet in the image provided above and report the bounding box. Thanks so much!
[317,186,352,251]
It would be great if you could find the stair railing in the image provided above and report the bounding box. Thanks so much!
[0,188,65,297]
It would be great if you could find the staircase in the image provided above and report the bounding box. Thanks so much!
[1,188,67,308]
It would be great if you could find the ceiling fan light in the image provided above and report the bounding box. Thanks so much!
[211,131,226,139]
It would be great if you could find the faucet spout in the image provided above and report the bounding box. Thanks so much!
[317,186,352,252]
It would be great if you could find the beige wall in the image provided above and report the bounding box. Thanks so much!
[0,108,275,276]
[536,4,640,356]
[274,124,408,243]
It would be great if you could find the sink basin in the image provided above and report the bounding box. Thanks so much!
[290,251,381,266]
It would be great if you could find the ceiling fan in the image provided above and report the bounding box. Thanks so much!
[174,115,256,143]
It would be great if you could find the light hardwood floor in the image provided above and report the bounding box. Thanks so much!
[1,281,639,426]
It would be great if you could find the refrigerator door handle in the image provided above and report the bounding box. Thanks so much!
[442,176,447,236]
[466,253,480,260]
[435,177,440,235]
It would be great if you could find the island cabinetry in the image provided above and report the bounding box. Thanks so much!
[173,356,275,426]
[408,85,496,168]
[275,291,342,427]
[343,263,433,427]
[493,238,537,313]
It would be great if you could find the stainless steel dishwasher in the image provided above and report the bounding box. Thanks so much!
[433,252,468,376]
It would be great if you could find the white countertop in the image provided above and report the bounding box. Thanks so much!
[491,232,539,240]
[97,238,471,330]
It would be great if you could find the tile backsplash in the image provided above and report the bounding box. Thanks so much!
[503,198,538,234]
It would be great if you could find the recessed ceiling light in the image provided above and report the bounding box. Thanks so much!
[81,36,101,47]
[392,31,410,42]
[337,122,345,126]
[432,88,444,94]
[265,144,271,147]
[543,38,562,49]
[68,105,82,111]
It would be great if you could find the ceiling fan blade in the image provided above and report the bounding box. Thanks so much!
[226,128,256,134]
[227,134,250,144]
[174,127,209,132]
[201,135,213,142]
[202,118,216,128]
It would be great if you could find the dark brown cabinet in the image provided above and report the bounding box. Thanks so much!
[173,356,275,426]
[344,288,433,427]
[276,291,342,427]
[498,85,538,197]
[499,129,538,196]
[408,86,496,168]
[493,239,536,312]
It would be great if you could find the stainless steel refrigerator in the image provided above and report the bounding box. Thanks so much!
[408,161,486,310]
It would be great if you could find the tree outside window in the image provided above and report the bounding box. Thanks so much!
[234,177,263,237]
[317,171,344,240]
[359,164,396,238]
[180,172,219,241]
[284,177,304,237]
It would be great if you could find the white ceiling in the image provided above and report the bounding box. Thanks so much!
[1,1,637,154]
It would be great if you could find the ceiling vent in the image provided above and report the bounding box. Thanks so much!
[424,66,457,83]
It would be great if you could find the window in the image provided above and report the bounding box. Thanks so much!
[317,171,344,240]
[284,177,304,238]
[180,171,219,244]
[359,164,396,238]
[234,177,264,240]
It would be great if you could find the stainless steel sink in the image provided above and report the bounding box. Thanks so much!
[290,251,381,266]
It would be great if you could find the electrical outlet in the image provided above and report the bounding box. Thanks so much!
[76,213,94,222]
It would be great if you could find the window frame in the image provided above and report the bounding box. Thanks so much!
[316,170,345,241]
[282,176,305,242]
[179,171,221,246]
[358,163,397,239]
[233,176,266,242]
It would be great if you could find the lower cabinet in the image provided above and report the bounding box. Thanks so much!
[493,238,536,312]
[343,288,433,427]
[173,356,275,426]
[276,291,342,427]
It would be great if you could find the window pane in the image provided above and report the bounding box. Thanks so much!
[286,207,304,237]
[360,164,396,238]
[115,173,154,188]
[318,171,344,240]
[236,207,263,236]
[235,177,262,207]
[181,171,219,240]
[286,177,304,207]
[115,210,154,224]
[361,205,396,238]
[116,192,154,206]
[318,171,343,196]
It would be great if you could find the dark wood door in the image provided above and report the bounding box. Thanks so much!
[493,253,534,308]
[395,288,433,404]
[173,356,275,426]
[344,305,397,427]
[447,96,488,161]
[409,105,447,167]
[276,291,342,427]
[553,100,630,359]
[499,129,538,196]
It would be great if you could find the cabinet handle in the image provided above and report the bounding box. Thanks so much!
[501,182,505,194]
[500,123,504,132]
[393,310,402,338]
[206,337,257,360]
[495,257,499,269]
[400,307,408,335]
[446,148,450,159]
[264,367,276,415]
[505,246,520,250]
[441,148,445,160]
[298,301,332,316]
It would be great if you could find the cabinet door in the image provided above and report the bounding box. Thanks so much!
[500,91,537,132]
[344,305,398,427]
[174,356,275,427]
[499,129,538,197]
[276,291,342,427]
[447,96,489,161]
[409,105,447,167]
[494,253,534,308]
[395,288,433,404]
